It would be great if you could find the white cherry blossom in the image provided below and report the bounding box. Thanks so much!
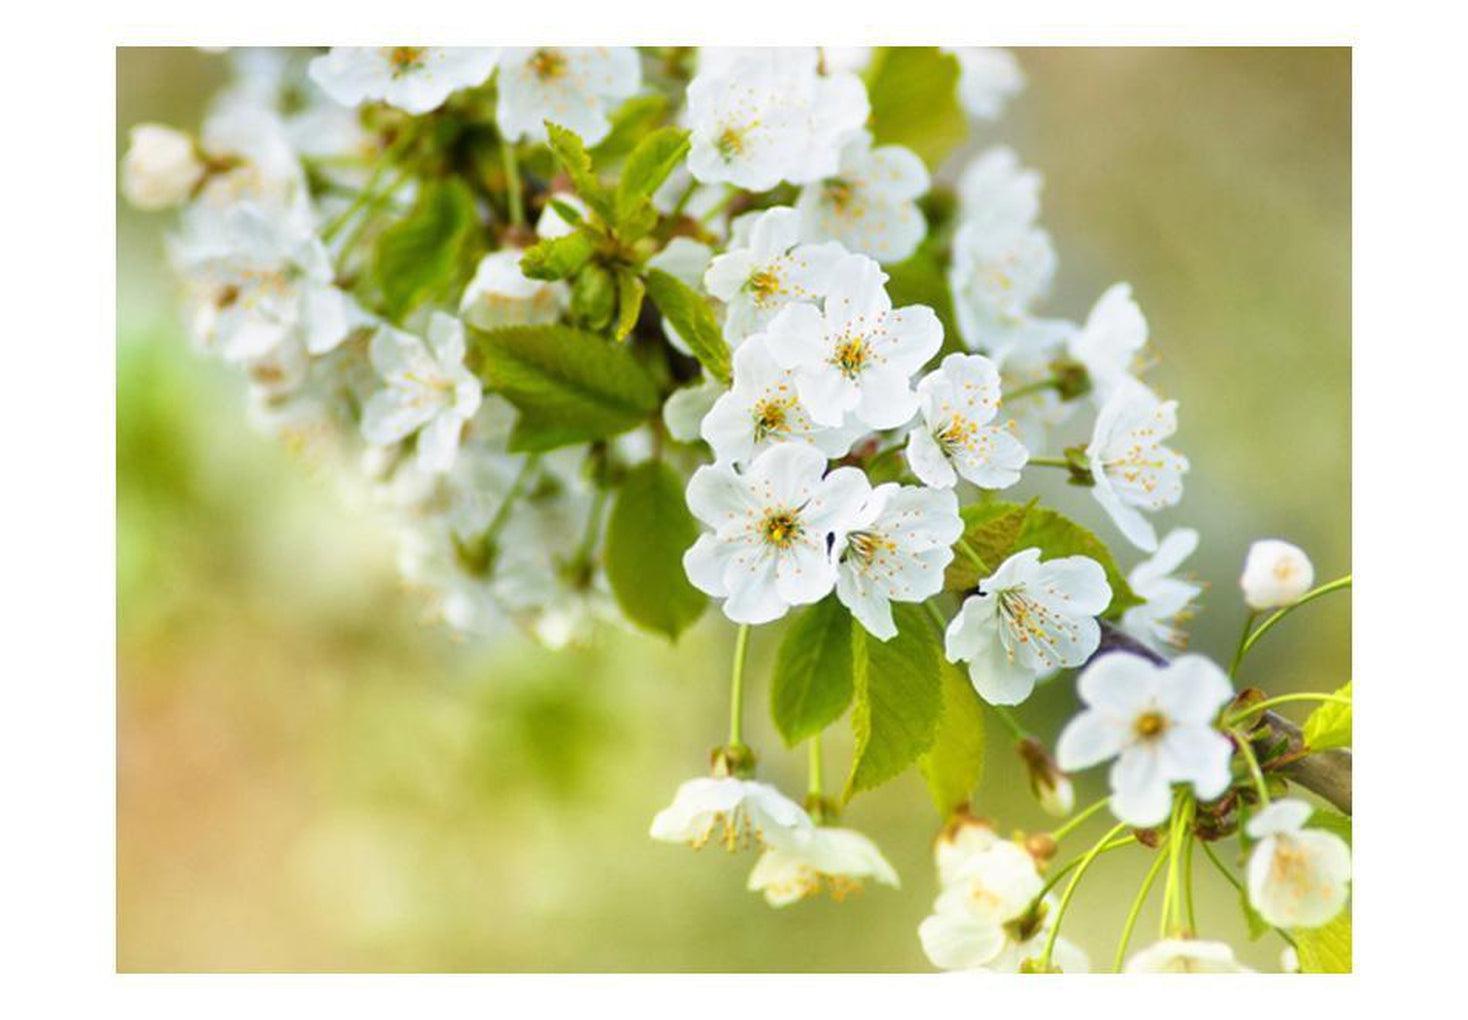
[831,480,963,640]
[308,47,500,115]
[1240,539,1315,610]
[122,124,204,210]
[1056,652,1235,826]
[649,776,812,852]
[1068,282,1148,405]
[662,376,725,444]
[943,48,1025,121]
[948,215,1056,348]
[1245,799,1351,929]
[907,353,1029,490]
[956,146,1042,233]
[459,250,568,331]
[747,826,899,906]
[699,334,862,465]
[1086,378,1189,553]
[795,132,929,264]
[703,206,844,343]
[361,313,483,474]
[944,548,1111,706]
[683,442,867,625]
[494,47,642,145]
[1125,938,1254,973]
[1120,527,1203,653]
[764,253,942,430]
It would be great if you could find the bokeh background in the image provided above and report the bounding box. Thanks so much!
[116,47,1350,972]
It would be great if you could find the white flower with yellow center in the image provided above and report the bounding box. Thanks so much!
[1085,378,1189,553]
[703,206,845,343]
[1056,652,1235,827]
[795,132,929,264]
[747,826,899,907]
[169,202,351,364]
[948,216,1056,347]
[649,776,812,852]
[1245,799,1351,929]
[683,442,867,625]
[1124,938,1254,973]
[919,823,1088,973]
[944,548,1112,706]
[699,334,862,465]
[832,480,962,640]
[907,353,1030,490]
[361,312,483,474]
[764,253,943,430]
[459,250,568,332]
[121,123,204,210]
[307,47,501,115]
[1240,539,1315,610]
[494,47,642,145]
[1067,282,1149,406]
[686,48,869,191]
[1121,527,1204,653]
[943,48,1026,122]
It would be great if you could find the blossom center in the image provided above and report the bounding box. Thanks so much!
[385,48,427,77]
[1133,710,1168,739]
[747,268,783,303]
[529,48,567,81]
[716,125,749,160]
[831,335,872,378]
[935,415,980,454]
[845,530,895,569]
[760,510,802,549]
[823,178,856,212]
[751,394,795,441]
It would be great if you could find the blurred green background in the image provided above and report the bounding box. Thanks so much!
[116,47,1350,972]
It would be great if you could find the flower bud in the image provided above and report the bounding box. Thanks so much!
[1240,539,1314,610]
[1017,737,1074,817]
[121,124,204,210]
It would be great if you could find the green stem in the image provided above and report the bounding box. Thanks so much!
[1158,798,1190,937]
[1183,829,1197,935]
[573,485,610,566]
[1033,835,1136,903]
[1049,795,1112,843]
[1227,610,1259,678]
[1113,841,1170,972]
[808,732,824,799]
[991,705,1030,741]
[698,185,738,226]
[1235,574,1352,670]
[1225,691,1351,727]
[481,455,541,547]
[1004,378,1060,403]
[667,177,697,220]
[1232,728,1271,806]
[957,538,987,572]
[1027,456,1071,469]
[501,140,525,227]
[1038,820,1130,971]
[728,624,752,747]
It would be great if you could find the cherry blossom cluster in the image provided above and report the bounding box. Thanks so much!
[123,46,1351,973]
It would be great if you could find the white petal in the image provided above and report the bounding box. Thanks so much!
[1056,709,1130,771]
[1108,745,1173,826]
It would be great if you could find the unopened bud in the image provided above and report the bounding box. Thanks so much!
[1018,738,1075,817]
[1049,356,1092,401]
[1240,539,1314,610]
[1025,832,1057,863]
[710,742,757,779]
[122,123,205,210]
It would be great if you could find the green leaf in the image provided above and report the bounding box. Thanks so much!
[865,47,967,170]
[1292,910,1351,973]
[1308,806,1353,846]
[770,596,855,746]
[885,245,958,354]
[615,126,690,234]
[519,229,596,281]
[545,122,614,222]
[612,267,645,342]
[643,268,732,383]
[603,460,707,639]
[1302,682,1352,751]
[469,324,660,452]
[590,93,671,166]
[1015,506,1142,616]
[844,603,943,800]
[918,659,986,816]
[371,178,479,321]
[944,500,1034,591]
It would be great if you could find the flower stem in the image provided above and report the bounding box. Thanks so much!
[1224,691,1351,727]
[1158,796,1192,937]
[808,732,824,799]
[1027,456,1071,469]
[698,185,738,226]
[1227,610,1259,678]
[1034,835,1136,903]
[1183,829,1197,934]
[1049,795,1112,843]
[1038,820,1129,971]
[1113,840,1169,972]
[1234,574,1352,672]
[957,537,987,572]
[728,624,752,747]
[1003,378,1060,403]
[991,705,1030,741]
[501,140,525,227]
[1232,728,1271,806]
[480,454,541,549]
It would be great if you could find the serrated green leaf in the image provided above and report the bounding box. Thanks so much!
[918,659,986,816]
[1292,910,1351,973]
[885,245,958,352]
[944,500,1034,591]
[845,603,943,800]
[590,93,671,166]
[469,324,659,452]
[519,228,596,281]
[1302,682,1352,751]
[615,126,689,234]
[603,460,707,639]
[613,267,645,342]
[866,47,967,171]
[371,178,479,321]
[1014,506,1142,616]
[545,122,614,222]
[643,268,732,383]
[770,596,855,746]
